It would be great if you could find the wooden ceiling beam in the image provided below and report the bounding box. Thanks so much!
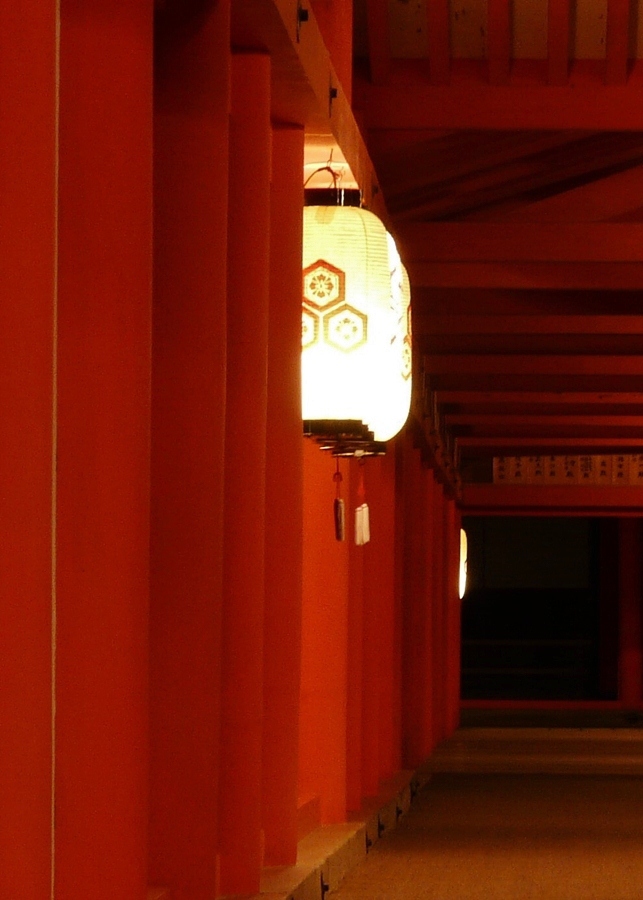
[399,223,643,264]
[425,355,643,377]
[458,436,643,452]
[372,130,583,196]
[488,0,511,85]
[461,484,643,515]
[446,414,643,430]
[418,315,643,335]
[390,134,643,220]
[414,287,643,316]
[365,0,391,86]
[427,0,450,85]
[606,0,630,86]
[482,163,643,224]
[408,261,643,290]
[354,62,643,131]
[437,391,643,407]
[429,373,643,393]
[547,0,570,86]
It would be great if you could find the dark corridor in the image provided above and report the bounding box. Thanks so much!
[461,517,620,702]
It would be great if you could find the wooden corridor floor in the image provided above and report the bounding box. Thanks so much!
[328,730,643,900]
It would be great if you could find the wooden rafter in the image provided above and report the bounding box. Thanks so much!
[487,0,511,85]
[407,261,643,290]
[427,0,450,85]
[400,223,643,262]
[354,63,643,131]
[365,0,390,85]
[425,356,643,377]
[388,133,643,220]
[606,0,631,85]
[547,0,570,86]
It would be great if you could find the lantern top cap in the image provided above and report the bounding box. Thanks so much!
[304,187,362,208]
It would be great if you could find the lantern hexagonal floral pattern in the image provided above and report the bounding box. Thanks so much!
[302,202,412,443]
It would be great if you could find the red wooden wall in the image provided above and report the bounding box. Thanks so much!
[0,2,463,898]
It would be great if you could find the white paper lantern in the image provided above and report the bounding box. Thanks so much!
[302,200,412,443]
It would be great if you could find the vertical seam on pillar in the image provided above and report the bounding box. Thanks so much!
[51,2,60,897]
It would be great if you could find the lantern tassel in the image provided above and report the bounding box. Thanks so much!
[334,498,345,541]
[355,503,370,545]
[333,459,345,541]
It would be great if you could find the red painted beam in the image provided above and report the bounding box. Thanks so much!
[425,355,643,376]
[462,484,643,514]
[547,0,570,85]
[427,0,450,85]
[438,391,643,406]
[399,223,643,264]
[490,164,643,224]
[487,0,511,85]
[419,315,643,335]
[407,261,643,290]
[447,414,643,429]
[366,0,391,85]
[458,437,643,453]
[606,0,631,85]
[354,61,643,130]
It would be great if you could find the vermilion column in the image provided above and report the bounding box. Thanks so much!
[431,477,446,745]
[420,468,435,759]
[0,5,56,897]
[149,3,230,897]
[445,501,462,735]
[347,461,365,811]
[392,439,407,775]
[218,53,271,895]
[618,519,643,706]
[401,437,428,768]
[372,450,402,781]
[262,125,305,866]
[363,456,395,792]
[56,1,152,896]
[300,443,350,823]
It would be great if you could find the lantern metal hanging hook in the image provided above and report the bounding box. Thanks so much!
[303,150,345,191]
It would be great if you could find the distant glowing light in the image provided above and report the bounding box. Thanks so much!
[459,528,468,600]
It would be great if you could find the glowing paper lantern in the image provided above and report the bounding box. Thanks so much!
[302,193,412,444]
[459,528,468,600]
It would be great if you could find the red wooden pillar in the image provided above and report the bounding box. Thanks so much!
[218,52,271,895]
[445,501,462,736]
[420,469,435,758]
[149,3,230,897]
[347,461,365,811]
[401,437,428,768]
[431,477,446,745]
[370,451,401,782]
[300,444,350,823]
[392,440,407,775]
[0,4,57,896]
[618,518,643,707]
[262,125,305,866]
[56,2,152,896]
[362,457,394,792]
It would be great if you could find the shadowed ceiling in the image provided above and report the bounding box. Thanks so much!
[352,0,643,504]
